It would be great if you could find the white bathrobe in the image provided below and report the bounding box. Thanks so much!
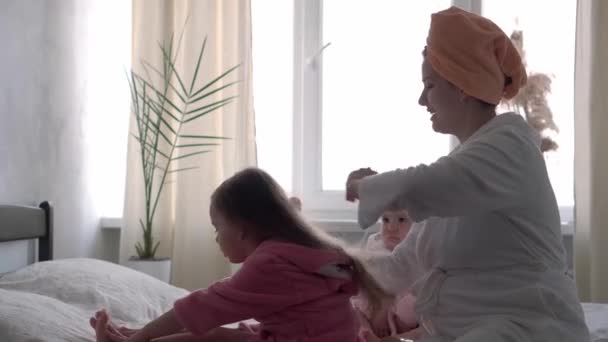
[357,113,589,342]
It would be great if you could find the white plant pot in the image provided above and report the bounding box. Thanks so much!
[125,258,172,283]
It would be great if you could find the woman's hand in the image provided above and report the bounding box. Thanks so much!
[346,168,378,202]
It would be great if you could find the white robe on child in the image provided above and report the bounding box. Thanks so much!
[357,113,590,342]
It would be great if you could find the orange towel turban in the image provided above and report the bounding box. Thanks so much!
[425,6,527,105]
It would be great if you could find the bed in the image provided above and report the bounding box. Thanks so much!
[0,202,607,341]
[0,202,188,341]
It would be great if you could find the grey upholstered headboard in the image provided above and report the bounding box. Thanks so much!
[0,201,53,268]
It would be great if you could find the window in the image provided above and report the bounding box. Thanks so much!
[321,0,451,191]
[252,0,294,193]
[253,0,576,225]
[85,0,132,218]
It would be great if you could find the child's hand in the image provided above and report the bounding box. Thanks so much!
[380,337,415,342]
[360,328,382,342]
[346,168,378,201]
[396,326,424,340]
[362,329,416,342]
[368,306,391,338]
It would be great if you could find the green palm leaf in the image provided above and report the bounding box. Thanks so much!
[171,150,210,161]
[188,81,241,105]
[185,96,237,115]
[182,100,234,123]
[167,166,200,173]
[175,143,219,148]
[158,42,188,97]
[141,60,187,103]
[179,134,231,140]
[189,37,207,94]
[128,33,239,259]
[190,64,240,99]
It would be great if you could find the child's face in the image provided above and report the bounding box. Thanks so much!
[288,196,302,211]
[381,210,412,251]
[210,204,249,263]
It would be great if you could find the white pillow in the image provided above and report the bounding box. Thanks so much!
[0,288,94,342]
[0,258,188,326]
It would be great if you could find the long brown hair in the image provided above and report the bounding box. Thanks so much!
[211,167,391,311]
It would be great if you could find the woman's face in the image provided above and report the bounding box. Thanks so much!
[418,58,466,136]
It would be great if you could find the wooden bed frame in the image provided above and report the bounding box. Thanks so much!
[0,201,53,262]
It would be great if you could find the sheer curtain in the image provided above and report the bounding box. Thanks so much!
[121,0,256,290]
[573,0,608,302]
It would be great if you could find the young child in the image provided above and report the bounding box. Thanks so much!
[353,209,422,342]
[288,196,302,212]
[92,167,389,342]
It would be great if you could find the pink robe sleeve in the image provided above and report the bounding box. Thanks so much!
[173,252,297,336]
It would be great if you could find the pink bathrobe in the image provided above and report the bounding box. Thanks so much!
[174,240,361,341]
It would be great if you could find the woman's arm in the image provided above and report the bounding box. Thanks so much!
[356,126,536,228]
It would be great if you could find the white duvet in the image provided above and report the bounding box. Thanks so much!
[0,258,188,342]
[584,302,608,342]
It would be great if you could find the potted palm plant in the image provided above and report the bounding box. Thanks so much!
[124,35,239,282]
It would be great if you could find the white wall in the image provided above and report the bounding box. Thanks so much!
[0,0,130,259]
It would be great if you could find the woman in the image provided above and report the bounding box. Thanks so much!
[346,7,589,342]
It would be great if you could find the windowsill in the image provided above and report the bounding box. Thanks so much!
[310,217,575,236]
[311,218,379,233]
[101,216,575,236]
[304,204,575,236]
[561,221,575,236]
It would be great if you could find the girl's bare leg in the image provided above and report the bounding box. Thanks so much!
[92,310,114,342]
[91,317,139,338]
[151,327,252,342]
[91,309,250,342]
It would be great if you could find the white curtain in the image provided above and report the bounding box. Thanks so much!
[121,0,256,290]
[573,0,608,302]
